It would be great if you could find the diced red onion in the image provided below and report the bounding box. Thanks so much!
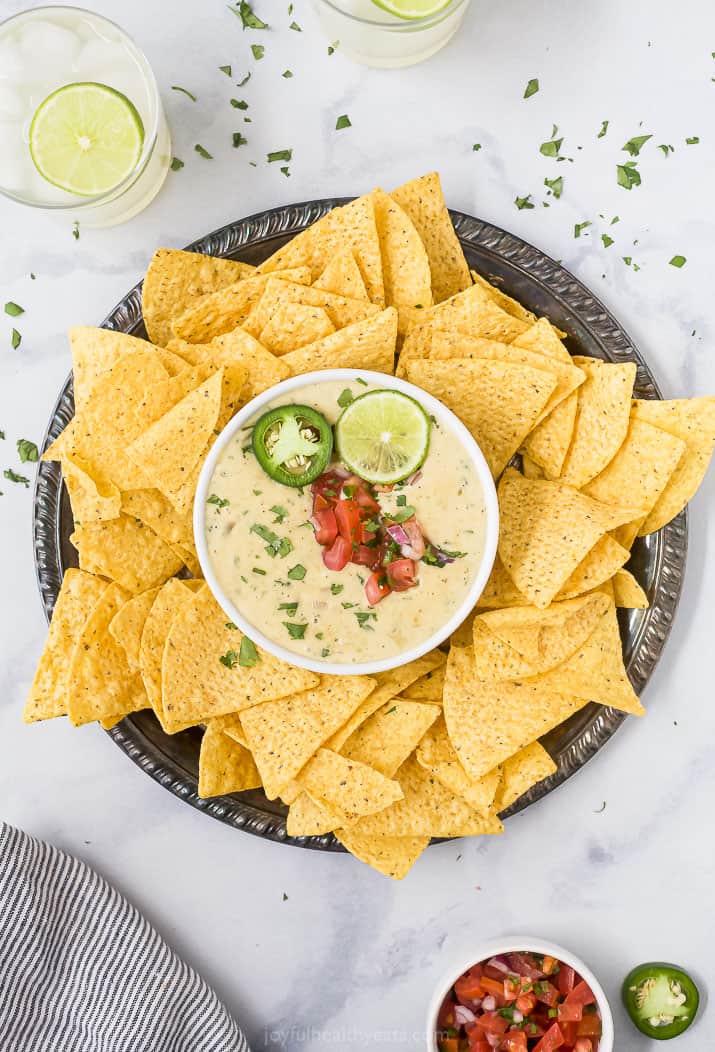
[512,1010,524,1024]
[385,523,409,546]
[309,515,321,532]
[506,953,544,980]
[454,1004,476,1026]
[401,517,425,558]
[406,470,423,485]
[482,995,497,1012]
[486,956,510,974]
[486,1034,501,1048]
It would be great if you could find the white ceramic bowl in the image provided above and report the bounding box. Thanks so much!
[426,936,614,1052]
[194,369,499,676]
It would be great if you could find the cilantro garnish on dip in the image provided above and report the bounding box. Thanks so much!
[203,378,488,664]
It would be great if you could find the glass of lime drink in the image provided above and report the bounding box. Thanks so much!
[0,6,171,227]
[310,0,472,68]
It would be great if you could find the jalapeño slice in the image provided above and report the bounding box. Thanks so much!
[622,962,700,1040]
[252,404,333,487]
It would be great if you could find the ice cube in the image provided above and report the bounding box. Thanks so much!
[0,40,26,80]
[0,130,30,191]
[75,37,129,77]
[19,20,81,75]
[0,83,24,119]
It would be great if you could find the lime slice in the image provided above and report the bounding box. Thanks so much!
[30,82,144,197]
[371,0,452,19]
[335,389,431,484]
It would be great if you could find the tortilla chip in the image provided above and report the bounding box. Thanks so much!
[348,755,503,838]
[406,358,557,478]
[513,317,571,363]
[530,600,643,715]
[405,279,530,342]
[212,712,248,746]
[341,699,440,777]
[372,187,433,330]
[556,534,630,600]
[258,194,385,305]
[120,488,193,548]
[108,586,160,671]
[314,250,368,300]
[471,272,538,326]
[67,582,148,726]
[630,398,715,533]
[295,748,403,822]
[142,248,255,345]
[258,302,335,354]
[521,455,545,479]
[583,416,686,520]
[522,391,578,479]
[416,716,502,813]
[493,742,557,813]
[24,569,109,723]
[71,515,183,594]
[69,327,167,410]
[287,793,344,836]
[240,675,376,799]
[443,645,588,780]
[476,555,527,610]
[179,327,290,402]
[559,358,637,488]
[398,664,445,702]
[335,829,430,880]
[325,650,446,751]
[245,278,379,342]
[139,577,199,726]
[198,721,261,798]
[498,468,640,607]
[390,172,470,302]
[162,585,319,733]
[171,267,312,343]
[126,369,224,496]
[612,568,649,609]
[282,307,397,377]
[63,455,121,524]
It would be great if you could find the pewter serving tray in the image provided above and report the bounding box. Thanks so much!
[33,200,687,851]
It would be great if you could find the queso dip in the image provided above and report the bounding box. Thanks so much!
[204,378,487,664]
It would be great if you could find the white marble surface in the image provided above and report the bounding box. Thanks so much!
[1,0,714,1048]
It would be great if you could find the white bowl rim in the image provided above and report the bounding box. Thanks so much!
[425,935,615,1052]
[193,368,499,676]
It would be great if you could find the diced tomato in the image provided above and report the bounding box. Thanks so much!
[504,978,520,1003]
[353,486,380,516]
[386,558,417,591]
[502,1033,528,1052]
[557,965,576,997]
[351,544,383,570]
[516,992,537,1015]
[535,983,560,1008]
[533,1022,565,1052]
[574,1040,593,1052]
[576,1015,601,1038]
[311,507,337,546]
[437,1039,459,1052]
[559,1021,578,1046]
[335,499,361,543]
[455,972,485,1002]
[466,1035,490,1052]
[312,471,344,505]
[479,977,506,1001]
[312,492,330,513]
[436,999,455,1030]
[322,535,351,571]
[558,1002,583,1023]
[483,964,509,982]
[542,956,559,976]
[365,571,391,606]
[473,1012,508,1036]
[565,982,596,1008]
[507,954,545,980]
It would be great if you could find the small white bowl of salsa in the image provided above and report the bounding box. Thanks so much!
[194,369,498,676]
[427,937,614,1052]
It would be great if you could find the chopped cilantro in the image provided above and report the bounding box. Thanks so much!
[207,493,229,509]
[194,144,213,159]
[355,611,376,629]
[523,77,539,98]
[341,601,357,609]
[658,143,674,157]
[225,622,238,629]
[230,99,249,110]
[611,215,620,224]
[278,602,299,615]
[171,85,196,101]
[328,40,339,55]
[669,255,687,268]
[623,134,652,156]
[283,622,307,639]
[539,136,563,158]
[17,439,38,463]
[385,705,397,714]
[601,234,615,248]
[396,494,407,507]
[251,43,265,59]
[623,256,633,266]
[337,388,354,407]
[330,583,344,595]
[472,143,482,151]
[251,523,293,558]
[287,563,306,580]
[239,636,260,667]
[232,132,248,148]
[321,647,330,657]
[170,157,184,171]
[267,148,292,163]
[597,119,609,138]
[4,468,29,487]
[544,175,563,198]
[72,222,79,240]
[386,505,415,524]
[219,64,232,76]
[252,567,266,575]
[219,649,239,669]
[515,194,535,210]
[289,20,301,30]
[616,161,641,190]
[4,302,23,317]
[282,69,293,78]
[335,114,351,130]
[355,377,368,385]
[234,1,268,29]
[574,220,591,238]
[271,504,288,523]
[11,329,21,350]
[280,166,290,177]
[686,136,700,144]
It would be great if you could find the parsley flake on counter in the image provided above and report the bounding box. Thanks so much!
[280,166,290,176]
[335,114,351,130]
[234,1,268,29]
[515,194,535,210]
[574,220,591,238]
[171,85,196,101]
[544,175,563,198]
[472,143,482,152]
[282,69,293,77]
[232,133,248,147]
[523,78,539,98]
[283,622,307,639]
[601,234,615,248]
[267,148,292,163]
[4,302,23,317]
[17,439,38,463]
[251,44,265,59]
[238,72,251,85]
[328,40,339,55]
[658,143,674,157]
[72,222,79,240]
[686,136,700,144]
[219,64,232,76]
[539,134,563,158]
[170,157,184,171]
[597,120,609,138]
[4,468,30,488]
[287,563,306,580]
[617,161,641,190]
[11,329,21,350]
[239,636,260,667]
[622,134,652,156]
[669,255,687,268]
[289,21,302,30]
[230,98,249,109]
[194,144,213,159]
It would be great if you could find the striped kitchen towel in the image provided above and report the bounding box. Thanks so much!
[0,823,250,1052]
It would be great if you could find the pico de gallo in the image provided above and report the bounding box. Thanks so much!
[437,951,603,1052]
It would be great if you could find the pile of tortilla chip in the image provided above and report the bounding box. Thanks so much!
[25,172,715,879]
